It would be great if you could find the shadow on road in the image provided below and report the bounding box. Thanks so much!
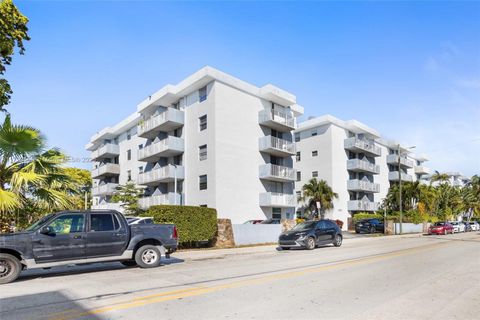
[0,291,104,320]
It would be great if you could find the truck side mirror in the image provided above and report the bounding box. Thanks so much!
[40,226,55,235]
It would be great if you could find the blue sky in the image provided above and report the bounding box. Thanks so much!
[7,1,480,176]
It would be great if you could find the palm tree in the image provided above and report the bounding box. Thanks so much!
[298,178,338,220]
[0,115,76,230]
[430,171,450,185]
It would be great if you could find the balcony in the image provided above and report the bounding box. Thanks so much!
[259,109,295,131]
[259,163,296,182]
[138,137,184,162]
[92,202,123,212]
[348,200,379,212]
[344,137,381,157]
[347,179,380,193]
[415,166,431,175]
[138,165,185,186]
[388,171,413,182]
[259,192,296,208]
[91,143,119,161]
[386,154,414,168]
[138,193,183,209]
[91,163,120,179]
[259,136,295,157]
[138,109,184,138]
[92,183,119,196]
[346,159,380,174]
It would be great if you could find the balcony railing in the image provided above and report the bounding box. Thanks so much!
[346,159,380,174]
[259,192,296,207]
[348,200,379,212]
[91,163,120,178]
[344,137,381,157]
[259,163,296,182]
[414,166,431,175]
[92,183,119,196]
[92,202,123,212]
[138,193,183,209]
[138,165,185,185]
[138,137,184,161]
[91,143,119,161]
[258,109,295,131]
[138,108,184,138]
[347,179,380,193]
[259,136,295,156]
[388,171,413,182]
[386,154,414,168]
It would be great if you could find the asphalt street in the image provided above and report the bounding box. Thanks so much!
[1,232,479,320]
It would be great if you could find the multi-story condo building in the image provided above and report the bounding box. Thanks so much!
[421,172,471,187]
[86,66,304,223]
[294,115,430,229]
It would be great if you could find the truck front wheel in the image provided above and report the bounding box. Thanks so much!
[0,253,22,285]
[135,245,161,268]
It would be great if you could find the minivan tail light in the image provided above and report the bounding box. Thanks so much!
[172,226,178,240]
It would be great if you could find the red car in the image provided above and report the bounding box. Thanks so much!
[428,222,454,235]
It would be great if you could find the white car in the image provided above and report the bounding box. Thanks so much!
[126,217,154,225]
[450,221,465,233]
[468,221,479,231]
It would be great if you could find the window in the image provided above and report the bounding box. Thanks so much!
[127,149,131,160]
[138,144,143,150]
[174,155,182,165]
[138,166,143,174]
[311,130,317,137]
[199,175,207,190]
[296,152,301,162]
[48,214,85,234]
[295,133,300,142]
[272,208,281,220]
[199,86,207,102]
[127,130,131,140]
[312,150,318,157]
[199,115,207,131]
[113,215,121,229]
[199,145,207,161]
[297,171,301,182]
[200,204,208,207]
[296,191,301,198]
[127,170,132,181]
[90,214,115,232]
[312,171,318,178]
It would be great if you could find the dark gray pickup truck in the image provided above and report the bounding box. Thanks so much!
[0,210,178,284]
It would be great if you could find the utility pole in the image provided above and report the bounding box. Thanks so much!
[173,164,178,205]
[84,191,88,210]
[398,144,403,235]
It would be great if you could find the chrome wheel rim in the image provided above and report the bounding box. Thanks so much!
[336,236,342,246]
[0,260,12,278]
[141,249,158,264]
[307,238,315,249]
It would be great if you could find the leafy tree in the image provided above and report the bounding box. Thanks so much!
[63,167,92,210]
[429,170,450,185]
[0,0,30,112]
[298,178,338,220]
[111,181,144,215]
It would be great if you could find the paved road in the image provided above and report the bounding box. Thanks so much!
[1,232,479,320]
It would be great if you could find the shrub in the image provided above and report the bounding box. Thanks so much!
[352,213,384,223]
[144,205,217,246]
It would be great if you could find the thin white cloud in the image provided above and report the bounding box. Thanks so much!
[455,78,480,89]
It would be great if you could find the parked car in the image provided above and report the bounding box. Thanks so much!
[0,210,178,284]
[260,219,281,224]
[464,222,472,232]
[428,222,454,235]
[355,219,384,234]
[450,221,465,233]
[278,219,343,250]
[467,221,479,231]
[243,220,263,225]
[126,217,154,225]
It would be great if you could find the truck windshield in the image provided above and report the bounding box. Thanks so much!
[25,213,55,231]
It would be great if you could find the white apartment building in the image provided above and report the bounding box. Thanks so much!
[294,115,430,229]
[86,66,304,223]
[421,172,471,187]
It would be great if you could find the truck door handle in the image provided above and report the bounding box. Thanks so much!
[115,233,125,237]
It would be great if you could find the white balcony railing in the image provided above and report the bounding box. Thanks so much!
[92,202,123,212]
[344,137,381,157]
[414,166,431,175]
[138,109,184,137]
[91,163,120,178]
[347,179,380,193]
[348,200,379,212]
[346,159,380,174]
[259,109,295,130]
[388,171,413,182]
[138,137,184,161]
[386,154,414,168]
[259,163,296,182]
[259,192,297,207]
[259,136,295,155]
[92,183,119,196]
[91,143,119,160]
[138,193,183,209]
[138,165,185,185]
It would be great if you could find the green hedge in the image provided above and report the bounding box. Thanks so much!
[352,213,384,223]
[144,205,217,246]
